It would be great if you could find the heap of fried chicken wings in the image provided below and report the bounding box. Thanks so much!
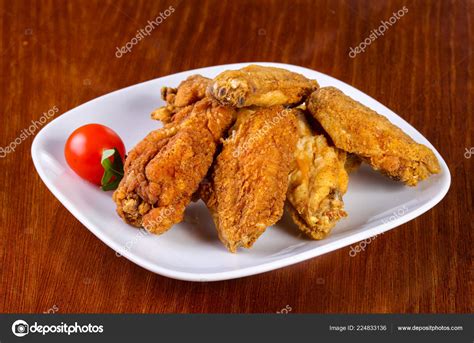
[113,65,440,252]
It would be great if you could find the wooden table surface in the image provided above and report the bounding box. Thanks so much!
[1,0,472,313]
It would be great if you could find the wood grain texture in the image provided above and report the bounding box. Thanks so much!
[0,0,472,313]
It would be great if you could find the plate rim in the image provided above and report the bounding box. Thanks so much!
[31,62,451,282]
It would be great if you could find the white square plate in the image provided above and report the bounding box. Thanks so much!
[32,63,450,281]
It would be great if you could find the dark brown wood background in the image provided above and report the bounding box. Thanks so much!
[0,0,472,313]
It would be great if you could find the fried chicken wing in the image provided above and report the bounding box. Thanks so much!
[308,87,440,186]
[201,106,298,252]
[113,98,235,234]
[287,111,349,239]
[209,65,319,108]
[151,75,211,123]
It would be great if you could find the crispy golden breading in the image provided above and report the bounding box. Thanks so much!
[308,87,440,186]
[201,106,298,252]
[209,65,319,108]
[287,111,349,239]
[151,75,211,123]
[114,98,235,234]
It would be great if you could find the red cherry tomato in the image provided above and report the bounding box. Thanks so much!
[65,124,126,185]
